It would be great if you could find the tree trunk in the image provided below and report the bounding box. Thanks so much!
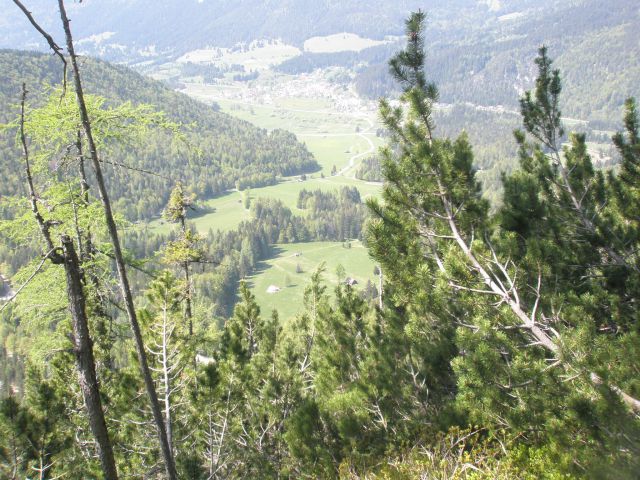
[180,217,193,336]
[183,260,193,336]
[61,235,118,480]
[377,266,383,310]
[56,2,178,477]
[161,304,174,455]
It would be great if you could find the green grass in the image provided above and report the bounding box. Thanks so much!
[276,97,333,110]
[148,176,382,235]
[299,134,373,173]
[148,84,384,236]
[150,190,251,235]
[248,240,377,322]
[213,97,372,134]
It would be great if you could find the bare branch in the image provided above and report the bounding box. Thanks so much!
[99,158,173,180]
[11,0,67,94]
[448,281,501,297]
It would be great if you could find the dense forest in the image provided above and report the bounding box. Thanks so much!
[263,1,640,128]
[1,3,639,480]
[0,50,319,221]
[354,0,640,127]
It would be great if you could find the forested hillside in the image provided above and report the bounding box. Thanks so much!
[3,0,637,126]
[353,0,640,126]
[1,3,639,479]
[0,0,453,54]
[0,50,318,220]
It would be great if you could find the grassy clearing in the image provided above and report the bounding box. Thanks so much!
[276,97,334,111]
[210,97,381,174]
[150,82,384,235]
[303,33,392,53]
[248,240,377,322]
[148,176,382,235]
[177,40,301,70]
[149,190,251,235]
[300,133,372,173]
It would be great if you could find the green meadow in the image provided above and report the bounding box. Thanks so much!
[247,240,377,322]
[152,84,385,319]
[197,96,372,134]
[299,133,373,173]
[150,175,382,235]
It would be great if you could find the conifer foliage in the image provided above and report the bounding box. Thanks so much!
[1,6,639,479]
[367,10,640,476]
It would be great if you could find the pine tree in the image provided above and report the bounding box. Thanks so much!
[0,366,73,479]
[368,11,640,476]
[140,271,193,463]
[611,98,640,262]
[162,183,205,336]
[196,283,298,478]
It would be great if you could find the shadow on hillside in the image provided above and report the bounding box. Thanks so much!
[187,205,216,220]
[244,245,287,289]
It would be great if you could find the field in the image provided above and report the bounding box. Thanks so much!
[247,241,377,322]
[303,33,392,53]
[177,40,301,70]
[150,175,383,235]
[164,68,385,318]
[212,98,373,134]
[151,79,384,236]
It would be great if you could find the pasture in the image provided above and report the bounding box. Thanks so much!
[247,240,378,322]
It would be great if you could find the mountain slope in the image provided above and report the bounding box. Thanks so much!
[1,1,567,61]
[351,0,640,126]
[2,1,637,127]
[1,0,438,59]
[0,50,318,220]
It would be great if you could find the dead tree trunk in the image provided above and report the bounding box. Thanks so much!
[56,1,177,477]
[61,235,118,480]
[159,300,175,455]
[11,2,176,475]
[179,217,193,336]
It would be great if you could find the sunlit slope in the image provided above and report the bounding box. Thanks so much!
[0,50,318,220]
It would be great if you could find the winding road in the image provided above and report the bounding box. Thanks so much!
[195,88,380,180]
[297,115,377,177]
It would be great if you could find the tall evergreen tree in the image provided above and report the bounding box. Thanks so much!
[163,183,204,336]
[141,271,194,464]
[368,10,640,476]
